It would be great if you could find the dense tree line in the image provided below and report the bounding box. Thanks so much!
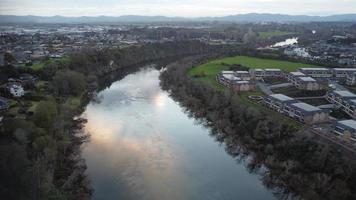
[0,40,220,200]
[160,56,356,200]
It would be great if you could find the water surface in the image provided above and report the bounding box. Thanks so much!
[82,68,277,200]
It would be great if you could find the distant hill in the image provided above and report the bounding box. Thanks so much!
[1,13,356,24]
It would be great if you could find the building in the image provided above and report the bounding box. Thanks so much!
[326,90,356,119]
[298,68,332,78]
[294,76,323,91]
[264,94,329,124]
[326,90,356,107]
[0,97,9,111]
[264,94,298,113]
[332,68,356,79]
[249,69,264,80]
[217,71,240,87]
[232,81,255,91]
[234,71,251,80]
[286,71,306,83]
[217,71,254,91]
[249,68,283,80]
[334,120,356,142]
[346,72,356,86]
[263,69,283,77]
[6,82,25,98]
[285,102,329,124]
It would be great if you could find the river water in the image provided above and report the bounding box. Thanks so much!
[81,67,277,200]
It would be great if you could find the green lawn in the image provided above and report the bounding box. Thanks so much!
[187,55,321,88]
[258,31,295,39]
[30,56,70,71]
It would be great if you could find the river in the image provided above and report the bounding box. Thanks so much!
[81,67,277,200]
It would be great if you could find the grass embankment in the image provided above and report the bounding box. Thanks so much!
[187,56,322,128]
[258,31,295,39]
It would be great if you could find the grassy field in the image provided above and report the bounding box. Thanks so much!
[31,56,70,71]
[187,55,321,88]
[258,31,295,39]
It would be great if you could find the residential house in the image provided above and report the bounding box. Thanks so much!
[6,82,25,98]
[334,120,356,142]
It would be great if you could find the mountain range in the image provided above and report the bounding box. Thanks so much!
[1,13,356,24]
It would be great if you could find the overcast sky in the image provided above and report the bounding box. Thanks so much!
[0,0,355,17]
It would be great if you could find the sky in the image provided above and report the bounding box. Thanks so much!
[0,0,355,17]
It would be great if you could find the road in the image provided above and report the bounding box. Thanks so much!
[269,82,293,89]
[256,82,273,95]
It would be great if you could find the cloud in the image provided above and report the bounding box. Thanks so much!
[0,0,355,17]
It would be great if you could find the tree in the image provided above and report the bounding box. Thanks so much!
[33,99,58,129]
[51,70,86,97]
[4,52,16,65]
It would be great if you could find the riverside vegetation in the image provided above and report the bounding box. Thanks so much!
[0,41,214,200]
[160,56,356,200]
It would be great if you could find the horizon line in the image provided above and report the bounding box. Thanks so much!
[1,12,356,18]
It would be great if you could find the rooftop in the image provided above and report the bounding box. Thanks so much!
[235,71,249,74]
[291,102,321,112]
[333,68,356,71]
[333,90,356,98]
[338,120,356,130]
[290,72,305,76]
[236,81,250,84]
[221,71,234,74]
[222,74,241,81]
[265,69,282,72]
[298,77,317,82]
[299,67,330,71]
[269,94,295,102]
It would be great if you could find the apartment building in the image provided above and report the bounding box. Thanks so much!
[264,94,329,124]
[298,68,332,78]
[334,120,356,142]
[216,71,254,91]
[332,68,356,79]
[326,90,356,119]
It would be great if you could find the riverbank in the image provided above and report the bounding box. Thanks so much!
[0,41,219,199]
[160,56,356,200]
